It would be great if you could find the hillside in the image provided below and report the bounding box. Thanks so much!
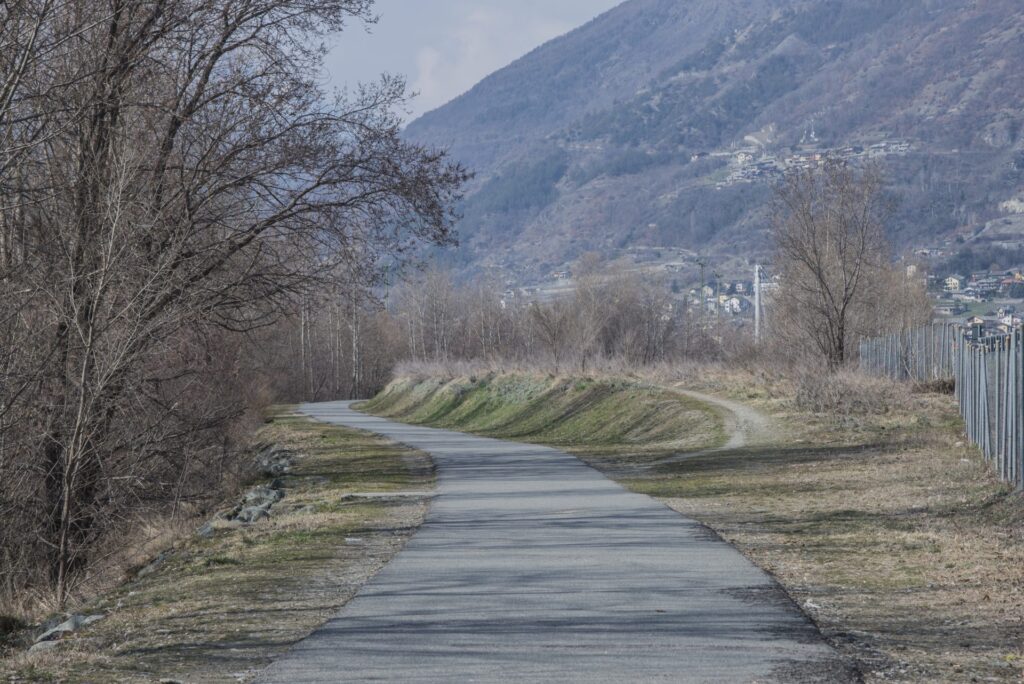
[406,0,1024,280]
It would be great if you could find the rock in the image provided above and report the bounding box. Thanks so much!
[196,522,215,539]
[137,551,169,578]
[221,476,288,524]
[243,483,284,507]
[256,446,295,477]
[981,118,1018,148]
[234,504,271,523]
[345,537,365,545]
[29,639,61,653]
[36,615,64,633]
[35,614,105,643]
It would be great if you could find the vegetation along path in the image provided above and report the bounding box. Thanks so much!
[257,401,854,683]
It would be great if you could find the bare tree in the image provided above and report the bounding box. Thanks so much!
[529,300,572,371]
[0,0,465,608]
[771,161,891,370]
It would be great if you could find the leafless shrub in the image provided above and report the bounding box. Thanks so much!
[793,369,910,416]
[386,260,734,375]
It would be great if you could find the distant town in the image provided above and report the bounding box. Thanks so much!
[710,139,914,188]
[930,269,1024,334]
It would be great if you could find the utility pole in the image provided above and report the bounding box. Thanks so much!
[754,264,761,343]
[713,271,723,323]
[696,257,707,325]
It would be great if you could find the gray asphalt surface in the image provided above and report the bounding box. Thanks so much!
[257,401,854,683]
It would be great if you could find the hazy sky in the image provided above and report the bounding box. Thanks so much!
[324,0,622,123]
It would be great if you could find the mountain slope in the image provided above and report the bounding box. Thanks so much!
[407,0,1024,279]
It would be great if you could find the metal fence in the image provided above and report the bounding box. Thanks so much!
[858,322,958,382]
[859,323,1023,490]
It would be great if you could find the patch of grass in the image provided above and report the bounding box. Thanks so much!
[363,373,725,455]
[0,410,433,683]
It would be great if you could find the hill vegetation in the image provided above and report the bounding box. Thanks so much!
[407,0,1024,278]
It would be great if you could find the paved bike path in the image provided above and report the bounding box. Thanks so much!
[257,401,852,683]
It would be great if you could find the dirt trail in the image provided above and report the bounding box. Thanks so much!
[649,389,775,467]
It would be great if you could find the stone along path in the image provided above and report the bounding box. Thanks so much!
[256,401,853,683]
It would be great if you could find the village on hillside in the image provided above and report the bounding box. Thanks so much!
[932,268,1024,333]
[694,137,916,189]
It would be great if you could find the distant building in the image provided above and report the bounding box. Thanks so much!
[952,289,982,302]
[724,296,750,315]
[944,275,964,292]
[934,303,967,317]
[730,280,753,295]
[1000,272,1024,289]
[999,315,1022,327]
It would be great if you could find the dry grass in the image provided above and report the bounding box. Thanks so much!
[0,410,432,683]
[791,368,913,416]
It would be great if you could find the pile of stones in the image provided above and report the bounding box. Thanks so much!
[195,443,299,536]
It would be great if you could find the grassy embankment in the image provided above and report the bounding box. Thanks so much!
[0,411,432,684]
[362,374,726,455]
[364,369,1024,684]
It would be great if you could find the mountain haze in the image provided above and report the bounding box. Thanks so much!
[407,0,1024,279]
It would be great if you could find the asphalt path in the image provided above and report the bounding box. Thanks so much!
[257,400,853,683]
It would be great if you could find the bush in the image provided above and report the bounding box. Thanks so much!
[794,370,909,415]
